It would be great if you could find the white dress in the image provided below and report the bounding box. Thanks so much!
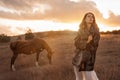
[73,66,99,80]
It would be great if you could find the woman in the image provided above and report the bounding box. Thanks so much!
[72,12,100,80]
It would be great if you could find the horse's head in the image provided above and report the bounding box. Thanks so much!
[37,38,54,64]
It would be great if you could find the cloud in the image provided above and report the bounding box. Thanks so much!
[0,0,32,10]
[0,25,26,36]
[0,10,20,19]
[0,0,120,27]
[40,0,102,22]
[0,0,100,20]
[102,12,120,27]
[0,25,13,35]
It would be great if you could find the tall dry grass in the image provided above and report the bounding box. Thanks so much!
[0,32,120,80]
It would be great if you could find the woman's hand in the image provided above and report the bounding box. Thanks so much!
[87,35,93,43]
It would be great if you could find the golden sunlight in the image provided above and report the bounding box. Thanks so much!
[0,18,79,36]
[92,0,120,19]
[0,18,119,36]
[98,23,120,32]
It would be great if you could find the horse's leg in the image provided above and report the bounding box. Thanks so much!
[10,53,18,71]
[47,53,52,64]
[35,52,40,67]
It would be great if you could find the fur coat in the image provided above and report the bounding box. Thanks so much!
[73,26,100,71]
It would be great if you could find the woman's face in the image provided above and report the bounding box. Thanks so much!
[85,13,94,24]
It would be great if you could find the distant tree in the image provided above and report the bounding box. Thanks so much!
[0,34,11,43]
[112,30,119,34]
[101,29,120,34]
[25,28,35,40]
[16,36,22,40]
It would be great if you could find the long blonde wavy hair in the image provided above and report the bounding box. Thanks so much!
[79,12,99,31]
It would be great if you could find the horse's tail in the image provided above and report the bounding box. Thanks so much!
[10,41,18,51]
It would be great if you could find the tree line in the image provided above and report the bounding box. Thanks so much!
[0,28,35,43]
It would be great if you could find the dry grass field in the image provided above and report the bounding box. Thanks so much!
[0,31,120,80]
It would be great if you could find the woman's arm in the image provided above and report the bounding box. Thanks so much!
[86,26,100,50]
[87,35,93,43]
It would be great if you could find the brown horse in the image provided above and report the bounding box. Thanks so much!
[10,37,53,71]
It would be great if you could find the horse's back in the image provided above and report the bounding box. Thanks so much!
[10,38,44,54]
[31,38,46,46]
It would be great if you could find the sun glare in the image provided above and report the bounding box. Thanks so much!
[92,0,120,19]
[0,17,120,36]
[69,0,80,2]
[98,23,120,32]
[0,18,79,36]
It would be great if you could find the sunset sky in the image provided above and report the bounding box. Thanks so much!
[0,0,120,36]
